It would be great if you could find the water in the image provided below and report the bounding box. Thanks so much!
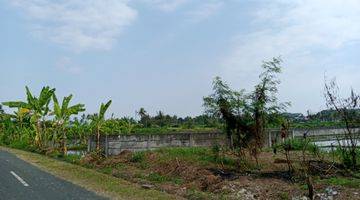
[66,150,86,156]
[314,139,360,147]
[314,139,360,152]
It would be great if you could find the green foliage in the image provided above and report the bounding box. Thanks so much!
[203,57,288,168]
[46,149,63,158]
[2,86,56,147]
[52,93,85,155]
[278,192,290,200]
[334,147,360,169]
[281,138,319,152]
[147,173,168,183]
[8,139,36,152]
[52,94,85,121]
[211,144,221,159]
[90,100,112,150]
[99,167,113,174]
[147,172,183,185]
[130,151,146,163]
[320,177,360,188]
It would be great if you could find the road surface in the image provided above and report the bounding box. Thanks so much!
[0,149,107,200]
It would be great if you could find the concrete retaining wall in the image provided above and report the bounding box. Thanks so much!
[268,127,360,146]
[88,127,360,155]
[88,132,226,156]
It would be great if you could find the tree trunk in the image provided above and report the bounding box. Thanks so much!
[35,120,42,148]
[63,128,67,156]
[96,126,100,151]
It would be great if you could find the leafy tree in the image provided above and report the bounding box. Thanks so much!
[203,76,250,149]
[52,94,85,155]
[250,57,289,161]
[3,86,55,148]
[204,57,288,164]
[90,100,112,151]
[69,117,91,144]
[155,111,166,127]
[137,107,150,127]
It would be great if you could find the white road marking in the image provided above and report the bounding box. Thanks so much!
[10,171,29,187]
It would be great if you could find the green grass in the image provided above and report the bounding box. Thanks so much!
[280,138,320,152]
[319,177,360,188]
[278,192,290,200]
[146,172,183,185]
[62,154,82,164]
[130,151,146,163]
[1,146,183,200]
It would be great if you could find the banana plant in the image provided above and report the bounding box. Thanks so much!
[52,94,85,155]
[3,86,55,148]
[90,100,112,151]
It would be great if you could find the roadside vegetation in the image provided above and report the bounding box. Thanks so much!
[1,146,179,200]
[0,57,359,199]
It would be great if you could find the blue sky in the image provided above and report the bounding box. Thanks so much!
[1,0,360,117]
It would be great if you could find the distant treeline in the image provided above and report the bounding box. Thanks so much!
[281,109,360,128]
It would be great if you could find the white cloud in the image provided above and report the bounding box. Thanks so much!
[187,1,223,22]
[11,0,138,51]
[225,0,360,70]
[55,57,82,74]
[142,0,188,12]
[222,0,360,112]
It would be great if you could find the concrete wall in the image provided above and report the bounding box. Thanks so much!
[268,127,360,146]
[292,127,360,138]
[88,132,226,156]
[88,127,360,155]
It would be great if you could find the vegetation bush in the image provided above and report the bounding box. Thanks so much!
[281,138,319,154]
[130,151,146,163]
[334,147,360,169]
[8,139,35,152]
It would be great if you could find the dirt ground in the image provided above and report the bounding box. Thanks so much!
[81,150,360,200]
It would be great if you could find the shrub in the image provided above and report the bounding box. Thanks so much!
[335,147,360,169]
[147,173,168,183]
[281,138,319,154]
[130,151,145,163]
[63,154,82,164]
[8,139,35,152]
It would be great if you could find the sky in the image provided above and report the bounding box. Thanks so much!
[1,0,360,118]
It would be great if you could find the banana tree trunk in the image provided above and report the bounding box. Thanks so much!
[96,126,100,151]
[35,120,42,148]
[63,128,67,156]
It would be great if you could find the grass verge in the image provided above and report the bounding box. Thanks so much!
[318,177,360,188]
[0,146,182,200]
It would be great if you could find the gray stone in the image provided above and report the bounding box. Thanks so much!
[141,184,154,189]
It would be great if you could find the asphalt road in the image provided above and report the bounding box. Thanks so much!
[0,149,107,200]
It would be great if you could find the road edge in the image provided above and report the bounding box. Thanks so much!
[0,146,182,200]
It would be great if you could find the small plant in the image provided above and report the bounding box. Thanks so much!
[278,192,290,200]
[321,177,360,188]
[147,173,168,183]
[211,144,221,160]
[130,151,145,163]
[63,154,82,164]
